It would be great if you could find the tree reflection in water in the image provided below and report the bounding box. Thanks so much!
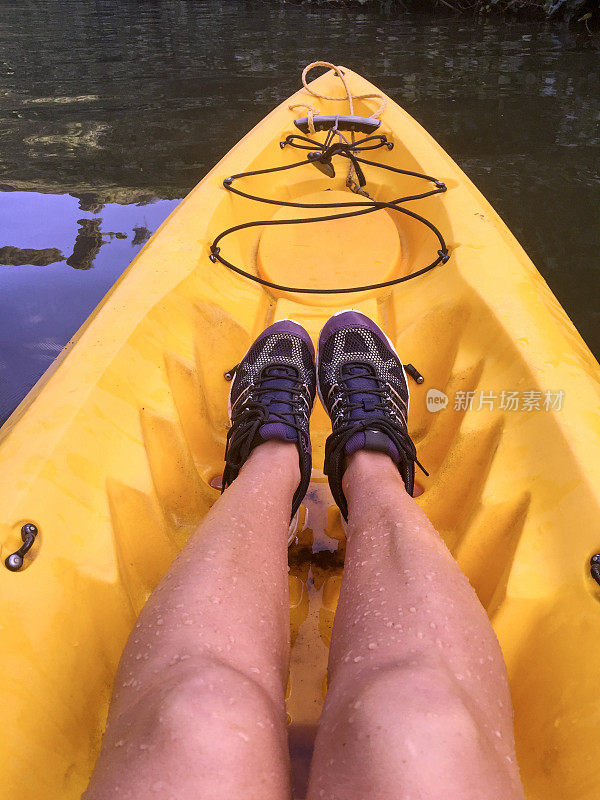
[66,219,105,270]
[0,246,64,266]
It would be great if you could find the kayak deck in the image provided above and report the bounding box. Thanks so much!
[1,68,600,800]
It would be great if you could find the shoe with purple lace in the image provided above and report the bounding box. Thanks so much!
[317,310,425,520]
[223,320,316,526]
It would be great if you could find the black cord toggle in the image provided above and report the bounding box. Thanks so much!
[438,249,450,264]
[209,245,221,263]
[307,150,336,179]
[404,364,425,384]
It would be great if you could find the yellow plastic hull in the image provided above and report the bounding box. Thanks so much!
[1,68,600,799]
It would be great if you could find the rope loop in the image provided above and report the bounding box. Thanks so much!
[288,102,320,135]
[294,61,387,119]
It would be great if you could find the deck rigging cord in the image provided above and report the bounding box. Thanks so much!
[209,62,450,294]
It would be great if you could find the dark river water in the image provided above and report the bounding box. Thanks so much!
[0,0,598,425]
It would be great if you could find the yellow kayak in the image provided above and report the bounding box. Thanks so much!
[1,64,600,800]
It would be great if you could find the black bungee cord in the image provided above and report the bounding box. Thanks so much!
[209,129,450,295]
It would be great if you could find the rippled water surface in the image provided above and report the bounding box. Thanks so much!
[1,0,598,424]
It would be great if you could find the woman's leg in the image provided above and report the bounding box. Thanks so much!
[307,450,525,800]
[85,440,297,800]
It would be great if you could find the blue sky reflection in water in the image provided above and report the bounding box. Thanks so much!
[0,193,179,423]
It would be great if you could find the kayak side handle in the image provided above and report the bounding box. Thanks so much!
[5,523,38,572]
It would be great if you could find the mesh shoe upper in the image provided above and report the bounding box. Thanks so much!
[317,310,422,520]
[223,320,316,520]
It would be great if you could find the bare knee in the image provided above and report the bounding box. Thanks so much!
[153,660,284,742]
[310,662,522,800]
[324,659,483,755]
[88,662,290,799]
[107,659,286,758]
[358,662,479,744]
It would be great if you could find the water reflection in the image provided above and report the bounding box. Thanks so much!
[0,0,598,426]
[0,191,180,423]
[1,214,135,271]
[0,245,64,267]
[66,219,105,270]
[132,225,152,248]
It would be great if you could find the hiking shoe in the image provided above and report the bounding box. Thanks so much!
[223,320,316,527]
[317,310,424,520]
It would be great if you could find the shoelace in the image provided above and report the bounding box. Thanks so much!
[330,365,388,418]
[325,414,426,477]
[328,362,405,420]
[324,364,427,517]
[223,366,309,477]
[325,414,427,521]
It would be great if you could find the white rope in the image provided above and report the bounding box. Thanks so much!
[296,61,387,118]
[289,61,387,191]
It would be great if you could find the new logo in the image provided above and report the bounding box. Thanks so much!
[426,388,448,413]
